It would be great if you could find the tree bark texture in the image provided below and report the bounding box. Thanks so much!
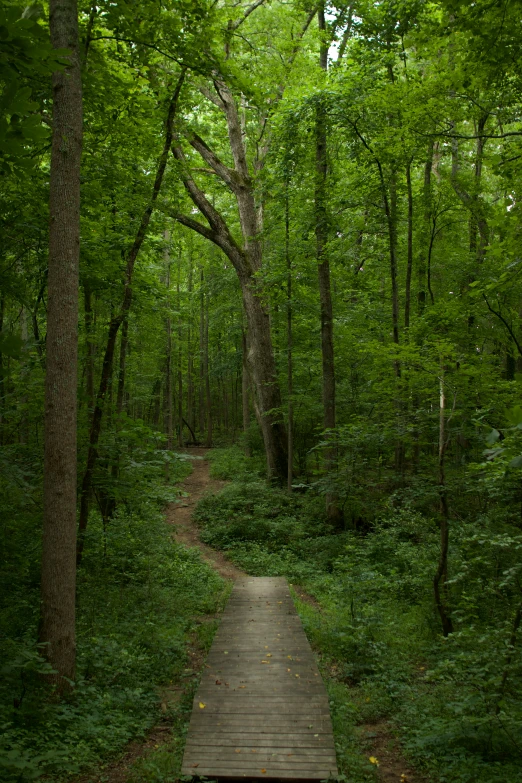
[433,366,454,637]
[285,180,293,493]
[404,159,413,329]
[171,79,287,481]
[241,327,251,456]
[40,0,82,688]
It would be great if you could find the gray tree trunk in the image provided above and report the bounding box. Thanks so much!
[40,0,82,689]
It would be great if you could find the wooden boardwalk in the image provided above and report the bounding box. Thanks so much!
[181,577,338,780]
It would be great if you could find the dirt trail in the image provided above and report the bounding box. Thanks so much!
[167,450,426,783]
[76,450,426,783]
[165,447,245,581]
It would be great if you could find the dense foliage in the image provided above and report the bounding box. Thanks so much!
[2,0,522,780]
[199,447,522,783]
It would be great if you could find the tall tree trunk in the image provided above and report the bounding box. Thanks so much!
[171,75,287,481]
[316,4,341,521]
[177,254,184,447]
[76,72,185,563]
[164,230,173,451]
[241,328,250,456]
[0,294,4,443]
[40,0,82,688]
[418,141,434,313]
[404,159,413,329]
[204,295,212,448]
[199,268,205,438]
[116,316,128,416]
[187,261,194,435]
[286,179,293,494]
[434,364,454,637]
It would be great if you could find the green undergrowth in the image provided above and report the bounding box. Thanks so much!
[192,447,522,783]
[0,452,226,782]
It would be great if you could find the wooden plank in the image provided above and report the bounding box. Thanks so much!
[181,577,338,780]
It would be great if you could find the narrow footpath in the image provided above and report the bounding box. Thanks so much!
[165,447,245,581]
[77,450,426,783]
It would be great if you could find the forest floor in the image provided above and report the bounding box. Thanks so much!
[76,448,426,783]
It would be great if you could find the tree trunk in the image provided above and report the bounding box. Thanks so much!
[434,365,454,637]
[316,4,341,521]
[171,75,287,481]
[286,179,293,494]
[187,261,194,435]
[199,268,206,438]
[241,328,250,456]
[0,294,4,443]
[204,295,212,448]
[165,230,173,451]
[40,0,82,689]
[418,141,433,313]
[404,159,413,329]
[177,255,184,447]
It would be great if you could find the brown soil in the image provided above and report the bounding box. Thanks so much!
[359,720,428,783]
[165,447,246,581]
[72,448,427,783]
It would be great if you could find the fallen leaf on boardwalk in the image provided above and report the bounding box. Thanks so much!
[261,660,269,664]
[295,673,300,677]
[266,653,272,657]
[314,734,319,737]
[192,764,199,768]
[265,646,269,649]
[278,601,283,604]
[235,749,241,753]
[239,685,246,689]
[215,680,221,685]
[308,725,313,729]
[287,668,291,672]
[251,750,257,753]
[224,651,229,654]
[199,702,206,709]
[261,769,267,774]
[287,655,293,660]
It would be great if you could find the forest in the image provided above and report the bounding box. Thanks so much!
[1,0,522,781]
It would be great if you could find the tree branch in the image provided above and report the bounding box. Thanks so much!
[189,132,243,192]
[230,0,267,30]
[483,294,522,358]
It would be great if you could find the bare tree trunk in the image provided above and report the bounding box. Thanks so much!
[171,74,287,481]
[187,261,194,435]
[418,142,433,313]
[285,178,293,494]
[177,254,184,448]
[199,268,205,438]
[165,231,173,451]
[40,0,82,689]
[316,4,341,522]
[241,328,251,456]
[0,294,5,443]
[404,159,413,329]
[434,364,454,637]
[204,296,212,448]
[115,315,128,416]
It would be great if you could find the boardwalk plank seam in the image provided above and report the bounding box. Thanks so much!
[181,577,338,780]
